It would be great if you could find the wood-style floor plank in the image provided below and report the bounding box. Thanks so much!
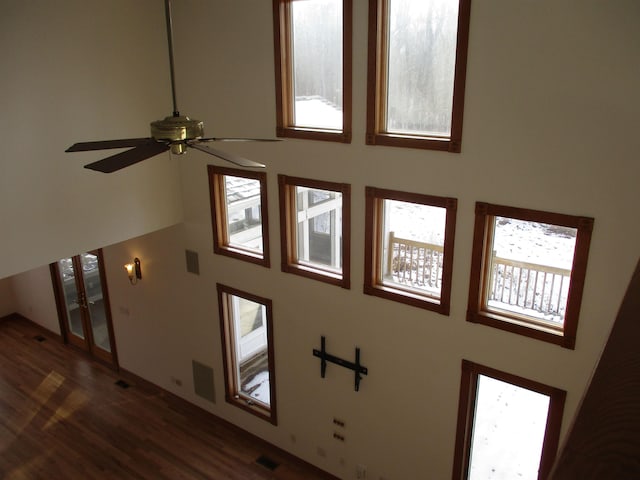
[0,316,335,480]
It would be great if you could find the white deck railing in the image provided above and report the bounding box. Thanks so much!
[488,256,571,320]
[389,233,572,319]
[388,232,444,290]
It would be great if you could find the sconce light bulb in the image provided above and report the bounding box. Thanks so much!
[125,262,138,284]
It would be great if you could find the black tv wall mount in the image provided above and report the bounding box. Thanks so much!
[313,336,368,392]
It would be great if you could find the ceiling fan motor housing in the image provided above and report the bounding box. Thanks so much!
[150,115,204,154]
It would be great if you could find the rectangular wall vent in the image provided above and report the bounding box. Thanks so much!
[192,360,215,403]
[185,249,200,275]
[256,455,279,471]
[115,380,130,389]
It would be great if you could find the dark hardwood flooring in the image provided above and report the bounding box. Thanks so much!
[0,315,335,480]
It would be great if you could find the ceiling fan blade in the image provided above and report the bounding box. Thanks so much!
[84,142,170,173]
[198,137,281,143]
[188,142,266,168]
[66,138,155,152]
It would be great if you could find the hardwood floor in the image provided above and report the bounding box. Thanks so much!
[0,315,335,480]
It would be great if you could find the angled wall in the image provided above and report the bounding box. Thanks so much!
[0,0,184,279]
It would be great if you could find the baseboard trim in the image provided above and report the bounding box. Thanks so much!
[1,312,63,342]
[119,367,339,480]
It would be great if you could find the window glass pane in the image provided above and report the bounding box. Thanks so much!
[231,295,270,407]
[224,175,263,253]
[295,186,342,271]
[386,0,459,136]
[382,200,446,298]
[486,217,577,326]
[292,0,343,130]
[469,375,550,480]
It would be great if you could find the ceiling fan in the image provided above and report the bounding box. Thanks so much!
[66,0,273,173]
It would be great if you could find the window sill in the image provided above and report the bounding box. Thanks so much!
[282,262,349,289]
[364,284,448,315]
[467,311,573,349]
[214,245,269,268]
[228,394,276,425]
[365,132,460,153]
[277,126,351,143]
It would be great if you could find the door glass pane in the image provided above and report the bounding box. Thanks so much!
[58,258,84,339]
[232,296,270,406]
[292,0,343,130]
[468,375,550,480]
[80,253,111,352]
[386,0,459,136]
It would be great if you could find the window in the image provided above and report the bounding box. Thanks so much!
[273,0,352,143]
[452,360,566,480]
[278,175,350,288]
[366,0,471,152]
[364,188,456,314]
[208,166,270,267]
[217,284,277,424]
[467,202,594,349]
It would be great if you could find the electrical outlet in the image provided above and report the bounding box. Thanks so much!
[333,417,346,427]
[356,464,367,479]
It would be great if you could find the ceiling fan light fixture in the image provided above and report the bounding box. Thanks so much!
[150,115,204,142]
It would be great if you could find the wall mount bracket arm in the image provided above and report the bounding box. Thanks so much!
[313,336,368,391]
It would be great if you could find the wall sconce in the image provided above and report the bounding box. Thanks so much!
[124,258,142,285]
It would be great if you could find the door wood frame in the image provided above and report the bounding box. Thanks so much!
[50,249,119,370]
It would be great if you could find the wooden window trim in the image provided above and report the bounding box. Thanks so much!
[208,165,270,268]
[452,360,566,480]
[364,187,456,315]
[366,0,471,152]
[278,175,351,289]
[467,202,594,349]
[273,0,353,143]
[217,284,277,425]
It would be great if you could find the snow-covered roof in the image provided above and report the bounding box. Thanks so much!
[225,176,261,204]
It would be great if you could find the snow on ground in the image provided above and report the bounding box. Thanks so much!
[469,376,550,480]
[387,201,576,267]
[294,96,343,130]
[243,371,270,406]
[492,217,576,270]
[386,200,447,245]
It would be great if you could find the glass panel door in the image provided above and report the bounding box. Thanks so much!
[57,257,86,344]
[52,250,117,367]
[79,253,111,353]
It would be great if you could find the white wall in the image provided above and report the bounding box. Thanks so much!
[6,1,640,479]
[0,277,16,317]
[0,0,184,279]
[10,265,60,334]
[170,1,640,478]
